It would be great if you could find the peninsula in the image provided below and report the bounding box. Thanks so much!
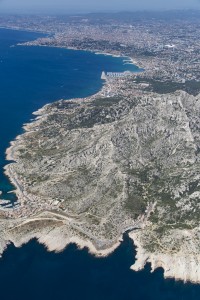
[0,11,200,284]
[0,73,199,283]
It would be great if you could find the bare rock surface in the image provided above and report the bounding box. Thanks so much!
[1,78,200,283]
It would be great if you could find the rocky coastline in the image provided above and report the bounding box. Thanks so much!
[1,75,200,284]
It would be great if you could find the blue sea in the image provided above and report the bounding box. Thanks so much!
[0,28,199,300]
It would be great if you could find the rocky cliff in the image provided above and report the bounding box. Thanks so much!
[1,78,200,283]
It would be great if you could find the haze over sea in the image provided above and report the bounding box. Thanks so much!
[0,28,199,300]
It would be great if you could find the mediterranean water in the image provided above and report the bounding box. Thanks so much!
[0,28,199,300]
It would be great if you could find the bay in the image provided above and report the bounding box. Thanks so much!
[0,28,138,200]
[0,28,199,300]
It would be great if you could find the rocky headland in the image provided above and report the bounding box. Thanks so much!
[1,76,200,283]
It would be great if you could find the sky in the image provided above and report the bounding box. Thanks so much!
[0,0,200,14]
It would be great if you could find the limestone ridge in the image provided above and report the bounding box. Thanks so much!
[2,77,200,283]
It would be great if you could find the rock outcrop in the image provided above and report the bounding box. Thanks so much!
[1,78,200,283]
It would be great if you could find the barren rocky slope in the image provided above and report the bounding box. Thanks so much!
[1,78,200,283]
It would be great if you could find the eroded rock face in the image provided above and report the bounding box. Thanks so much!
[2,80,200,283]
[130,228,200,283]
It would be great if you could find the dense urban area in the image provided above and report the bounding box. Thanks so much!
[1,11,200,94]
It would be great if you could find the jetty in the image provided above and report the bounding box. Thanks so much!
[101,71,132,79]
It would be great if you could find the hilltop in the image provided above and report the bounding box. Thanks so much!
[0,76,199,283]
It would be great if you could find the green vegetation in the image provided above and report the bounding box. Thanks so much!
[92,96,122,107]
[135,77,200,96]
[125,193,146,218]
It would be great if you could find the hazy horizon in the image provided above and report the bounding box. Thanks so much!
[1,0,200,14]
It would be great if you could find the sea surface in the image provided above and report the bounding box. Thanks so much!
[0,28,199,300]
[0,28,138,201]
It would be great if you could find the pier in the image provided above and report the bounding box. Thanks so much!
[101,71,132,79]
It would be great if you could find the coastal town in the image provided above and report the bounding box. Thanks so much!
[1,11,200,89]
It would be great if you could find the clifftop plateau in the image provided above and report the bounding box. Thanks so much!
[1,76,200,283]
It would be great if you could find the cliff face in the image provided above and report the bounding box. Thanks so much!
[2,79,200,282]
[130,228,200,283]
